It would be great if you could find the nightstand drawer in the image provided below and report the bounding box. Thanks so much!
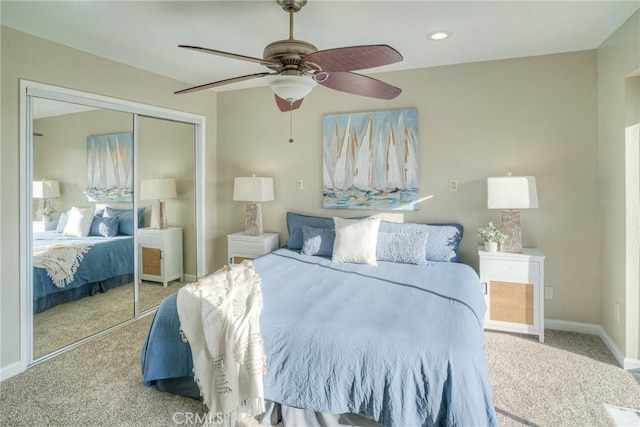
[139,234,163,247]
[231,240,267,256]
[482,259,539,280]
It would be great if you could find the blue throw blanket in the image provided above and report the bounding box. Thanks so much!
[142,248,497,427]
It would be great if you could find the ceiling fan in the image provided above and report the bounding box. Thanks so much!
[175,0,403,112]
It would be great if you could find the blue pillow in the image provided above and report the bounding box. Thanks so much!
[285,212,336,250]
[301,226,335,257]
[103,207,145,236]
[376,231,428,265]
[378,221,463,262]
[56,212,69,233]
[285,212,369,250]
[89,216,119,237]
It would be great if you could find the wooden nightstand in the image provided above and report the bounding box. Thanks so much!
[227,232,279,264]
[138,227,184,287]
[33,220,58,232]
[478,247,546,342]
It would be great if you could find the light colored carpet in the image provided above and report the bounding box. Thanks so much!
[2,322,639,426]
[34,280,186,359]
[486,330,640,426]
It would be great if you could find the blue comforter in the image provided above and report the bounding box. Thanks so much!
[33,231,134,313]
[142,248,497,427]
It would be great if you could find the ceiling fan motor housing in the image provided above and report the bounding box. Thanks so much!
[263,39,318,72]
[276,0,307,13]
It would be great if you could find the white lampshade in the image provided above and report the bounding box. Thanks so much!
[140,178,177,200]
[233,177,274,202]
[269,75,316,101]
[487,176,539,209]
[33,180,60,199]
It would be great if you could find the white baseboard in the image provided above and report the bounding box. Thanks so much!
[545,318,640,370]
[0,361,24,382]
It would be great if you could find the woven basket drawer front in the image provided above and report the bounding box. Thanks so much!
[142,247,162,276]
[483,259,539,279]
[489,281,533,325]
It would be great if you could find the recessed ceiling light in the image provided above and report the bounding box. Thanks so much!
[426,31,452,41]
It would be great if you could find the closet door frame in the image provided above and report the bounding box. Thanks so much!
[19,80,206,368]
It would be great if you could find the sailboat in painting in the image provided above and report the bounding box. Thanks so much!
[322,108,419,210]
[353,114,373,191]
[384,123,403,191]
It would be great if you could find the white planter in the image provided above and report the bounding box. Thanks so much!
[484,241,498,252]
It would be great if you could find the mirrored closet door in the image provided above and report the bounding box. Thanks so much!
[21,80,206,365]
[31,98,136,359]
[137,116,196,313]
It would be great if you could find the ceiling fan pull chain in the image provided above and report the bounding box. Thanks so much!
[289,109,294,143]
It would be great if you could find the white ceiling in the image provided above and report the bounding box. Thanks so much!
[2,1,639,94]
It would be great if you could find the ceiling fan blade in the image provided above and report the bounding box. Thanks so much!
[175,73,272,94]
[317,72,401,100]
[304,45,402,72]
[179,45,281,67]
[275,95,303,112]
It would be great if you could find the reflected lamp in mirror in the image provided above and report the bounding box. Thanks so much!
[140,178,176,229]
[33,179,60,221]
[487,175,539,253]
[233,176,274,236]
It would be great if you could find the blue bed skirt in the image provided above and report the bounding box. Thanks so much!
[33,232,134,313]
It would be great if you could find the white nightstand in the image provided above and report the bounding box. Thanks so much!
[33,220,58,232]
[227,232,279,264]
[478,247,546,342]
[138,227,184,287]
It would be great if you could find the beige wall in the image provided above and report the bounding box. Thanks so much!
[218,51,600,326]
[1,27,217,371]
[597,10,640,359]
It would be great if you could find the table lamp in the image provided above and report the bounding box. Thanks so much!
[233,176,274,236]
[487,175,539,253]
[33,179,60,221]
[140,178,177,229]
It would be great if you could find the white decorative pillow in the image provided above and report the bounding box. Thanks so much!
[332,217,381,265]
[63,206,95,237]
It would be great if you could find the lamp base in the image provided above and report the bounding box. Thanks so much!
[244,203,263,236]
[150,200,168,229]
[500,210,522,253]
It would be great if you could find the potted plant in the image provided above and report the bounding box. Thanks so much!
[478,222,507,252]
[40,205,57,223]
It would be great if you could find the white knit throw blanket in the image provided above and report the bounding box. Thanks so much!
[177,261,267,427]
[33,243,92,288]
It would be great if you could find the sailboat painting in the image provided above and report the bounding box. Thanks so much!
[86,132,133,202]
[322,108,419,210]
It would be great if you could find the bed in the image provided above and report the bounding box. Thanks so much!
[141,213,498,426]
[33,230,134,313]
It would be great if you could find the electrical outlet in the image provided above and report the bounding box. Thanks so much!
[296,179,303,191]
[614,302,620,322]
[545,287,553,300]
[449,179,458,192]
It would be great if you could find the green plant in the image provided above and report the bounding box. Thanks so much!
[477,222,507,243]
[40,205,57,217]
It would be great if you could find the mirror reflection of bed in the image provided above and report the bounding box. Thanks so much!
[31,98,196,360]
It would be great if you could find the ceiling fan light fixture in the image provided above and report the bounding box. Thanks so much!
[269,75,317,101]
